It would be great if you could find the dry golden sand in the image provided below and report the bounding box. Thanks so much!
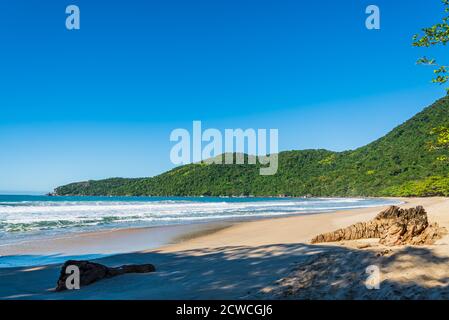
[0,197,448,299]
[151,197,449,299]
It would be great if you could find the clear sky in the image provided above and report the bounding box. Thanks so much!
[0,0,447,193]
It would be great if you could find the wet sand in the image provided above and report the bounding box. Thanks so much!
[0,223,233,267]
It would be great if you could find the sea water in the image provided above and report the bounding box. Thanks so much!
[0,195,400,246]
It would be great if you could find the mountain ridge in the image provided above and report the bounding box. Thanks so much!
[54,96,449,197]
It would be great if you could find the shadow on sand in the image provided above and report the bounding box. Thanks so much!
[1,243,449,299]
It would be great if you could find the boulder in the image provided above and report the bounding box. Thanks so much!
[55,260,156,292]
[311,206,447,246]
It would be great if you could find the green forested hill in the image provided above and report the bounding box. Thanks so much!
[54,97,449,197]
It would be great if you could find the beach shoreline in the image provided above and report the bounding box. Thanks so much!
[0,198,401,265]
[1,197,448,299]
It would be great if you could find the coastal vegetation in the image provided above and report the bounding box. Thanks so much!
[55,97,449,197]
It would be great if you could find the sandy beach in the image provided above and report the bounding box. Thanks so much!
[1,197,449,300]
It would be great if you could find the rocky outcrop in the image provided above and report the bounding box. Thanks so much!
[55,260,156,292]
[311,206,447,246]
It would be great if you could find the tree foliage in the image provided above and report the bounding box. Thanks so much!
[55,97,449,198]
[429,125,449,162]
[413,0,449,91]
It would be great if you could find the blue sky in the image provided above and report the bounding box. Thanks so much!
[0,0,447,193]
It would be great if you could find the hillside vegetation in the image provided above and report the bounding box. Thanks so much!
[55,97,449,197]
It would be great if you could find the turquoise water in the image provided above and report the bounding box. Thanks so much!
[0,195,400,245]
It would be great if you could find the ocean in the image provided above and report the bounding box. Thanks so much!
[0,195,400,246]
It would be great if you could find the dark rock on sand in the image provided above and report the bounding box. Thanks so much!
[311,206,447,246]
[55,260,156,292]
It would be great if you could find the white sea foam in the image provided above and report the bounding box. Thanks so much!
[0,197,400,244]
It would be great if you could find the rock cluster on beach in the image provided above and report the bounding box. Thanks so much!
[311,206,447,246]
[56,260,156,292]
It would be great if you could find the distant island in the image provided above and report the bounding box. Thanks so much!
[54,97,449,198]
